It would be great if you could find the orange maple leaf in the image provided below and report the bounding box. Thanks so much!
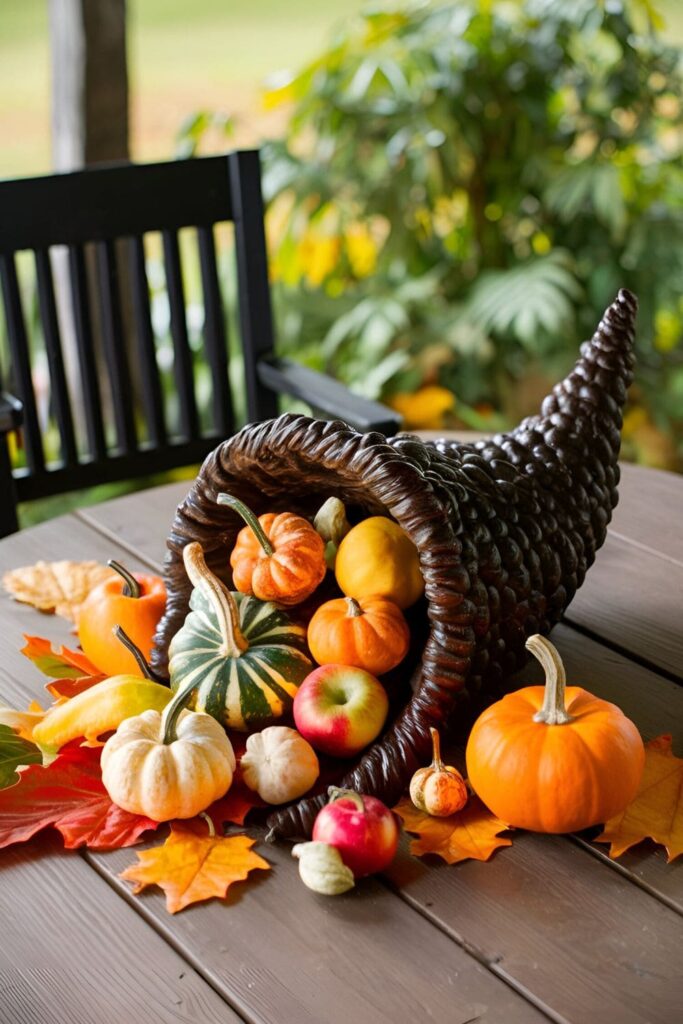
[120,824,270,913]
[394,795,512,864]
[595,735,683,862]
[21,636,100,679]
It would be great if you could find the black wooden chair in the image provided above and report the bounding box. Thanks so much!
[0,150,400,537]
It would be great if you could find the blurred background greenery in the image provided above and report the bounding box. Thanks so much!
[1,0,682,501]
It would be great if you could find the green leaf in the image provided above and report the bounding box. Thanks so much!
[0,725,42,790]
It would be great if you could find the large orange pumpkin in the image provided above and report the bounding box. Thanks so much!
[465,634,645,833]
[307,595,409,675]
[220,493,326,607]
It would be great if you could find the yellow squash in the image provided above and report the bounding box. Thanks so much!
[335,516,423,609]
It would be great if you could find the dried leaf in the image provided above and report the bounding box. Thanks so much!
[395,795,512,864]
[595,735,683,862]
[0,703,47,742]
[120,825,270,913]
[21,635,101,679]
[45,674,105,700]
[3,561,115,621]
[0,725,42,789]
[0,744,159,850]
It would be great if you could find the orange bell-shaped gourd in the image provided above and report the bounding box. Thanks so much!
[409,727,468,817]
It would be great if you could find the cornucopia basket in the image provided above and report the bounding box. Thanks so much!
[152,289,637,840]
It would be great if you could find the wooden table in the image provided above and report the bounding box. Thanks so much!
[1,461,682,1024]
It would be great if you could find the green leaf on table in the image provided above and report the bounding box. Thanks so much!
[0,725,42,790]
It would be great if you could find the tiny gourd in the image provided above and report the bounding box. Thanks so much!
[334,516,423,610]
[313,496,351,570]
[240,726,320,805]
[307,594,410,675]
[101,658,236,822]
[168,543,312,732]
[465,634,646,833]
[409,727,468,817]
[292,841,356,896]
[220,493,326,606]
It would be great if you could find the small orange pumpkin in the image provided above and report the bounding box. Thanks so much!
[465,634,645,833]
[220,493,326,607]
[307,595,410,675]
[410,727,468,817]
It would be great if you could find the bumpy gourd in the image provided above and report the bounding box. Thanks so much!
[292,841,355,895]
[409,728,468,817]
[168,543,312,732]
[335,516,423,610]
[221,493,326,606]
[307,595,410,675]
[241,726,319,804]
[101,670,235,821]
[465,635,645,833]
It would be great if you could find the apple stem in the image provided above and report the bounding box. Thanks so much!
[327,786,366,813]
[107,559,140,599]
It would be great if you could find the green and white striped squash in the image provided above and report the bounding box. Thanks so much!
[168,543,312,732]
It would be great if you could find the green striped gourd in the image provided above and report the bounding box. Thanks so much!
[168,542,312,732]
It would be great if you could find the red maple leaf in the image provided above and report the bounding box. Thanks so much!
[45,674,106,700]
[0,745,159,850]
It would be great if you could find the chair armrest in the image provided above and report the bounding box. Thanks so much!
[0,392,23,434]
[257,356,402,435]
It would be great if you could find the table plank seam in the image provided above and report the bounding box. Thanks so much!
[561,617,683,687]
[568,836,683,917]
[609,528,683,570]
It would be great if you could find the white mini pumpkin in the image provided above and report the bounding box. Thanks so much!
[241,726,319,805]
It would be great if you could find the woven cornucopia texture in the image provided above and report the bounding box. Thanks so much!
[153,289,637,840]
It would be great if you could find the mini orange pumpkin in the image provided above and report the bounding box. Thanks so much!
[220,493,326,607]
[307,595,410,675]
[465,634,645,833]
[410,727,468,817]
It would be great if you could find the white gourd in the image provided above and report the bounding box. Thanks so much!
[240,726,319,805]
[292,842,355,895]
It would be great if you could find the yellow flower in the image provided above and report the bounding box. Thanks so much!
[345,223,379,278]
[298,230,342,287]
[388,386,456,430]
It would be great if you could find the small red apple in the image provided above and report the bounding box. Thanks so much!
[293,664,388,758]
[313,788,399,877]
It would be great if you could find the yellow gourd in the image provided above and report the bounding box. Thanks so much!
[334,516,423,609]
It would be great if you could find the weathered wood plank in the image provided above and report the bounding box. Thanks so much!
[565,533,683,680]
[0,837,237,1024]
[613,463,683,563]
[0,518,549,1024]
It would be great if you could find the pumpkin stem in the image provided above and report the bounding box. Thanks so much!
[217,493,274,557]
[112,625,164,682]
[345,597,364,618]
[429,726,445,769]
[327,786,366,813]
[107,559,140,599]
[182,542,248,659]
[527,634,574,725]
[160,672,198,745]
[199,811,216,838]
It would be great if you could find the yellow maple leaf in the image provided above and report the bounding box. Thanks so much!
[595,735,683,862]
[0,703,46,742]
[2,561,116,622]
[120,824,270,913]
[394,795,512,864]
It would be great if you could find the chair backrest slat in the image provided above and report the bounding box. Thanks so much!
[34,249,79,468]
[197,225,233,436]
[129,236,167,448]
[67,244,107,463]
[0,253,46,474]
[0,151,279,535]
[95,240,138,455]
[162,229,199,442]
[229,151,279,422]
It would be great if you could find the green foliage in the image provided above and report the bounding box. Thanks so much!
[259,0,683,465]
